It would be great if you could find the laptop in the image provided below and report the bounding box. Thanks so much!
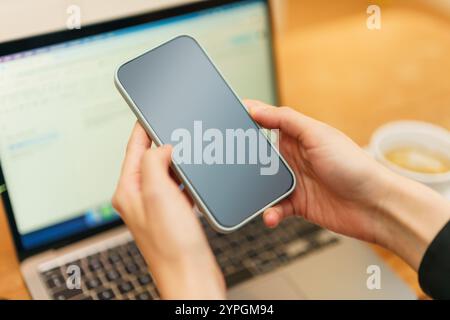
[0,0,415,300]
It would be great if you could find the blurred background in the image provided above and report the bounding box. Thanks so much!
[273,0,450,145]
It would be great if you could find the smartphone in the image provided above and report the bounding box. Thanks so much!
[115,35,295,233]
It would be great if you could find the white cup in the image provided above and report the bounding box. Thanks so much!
[369,121,450,197]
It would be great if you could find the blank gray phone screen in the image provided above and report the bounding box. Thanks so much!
[116,36,294,228]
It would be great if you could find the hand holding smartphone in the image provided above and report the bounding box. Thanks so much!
[115,35,295,232]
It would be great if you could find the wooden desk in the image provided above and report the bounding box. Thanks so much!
[1,0,449,300]
[0,205,30,299]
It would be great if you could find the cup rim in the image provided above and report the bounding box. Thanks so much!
[370,120,450,184]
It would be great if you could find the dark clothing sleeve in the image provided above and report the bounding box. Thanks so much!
[418,220,450,299]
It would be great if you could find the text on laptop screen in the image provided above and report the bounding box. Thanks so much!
[0,0,275,249]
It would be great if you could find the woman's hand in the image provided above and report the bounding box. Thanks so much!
[112,123,225,299]
[247,100,450,270]
[247,99,390,242]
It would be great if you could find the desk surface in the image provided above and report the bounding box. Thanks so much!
[1,0,449,300]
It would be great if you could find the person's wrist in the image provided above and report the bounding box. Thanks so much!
[371,169,450,270]
[349,164,399,247]
[146,249,226,299]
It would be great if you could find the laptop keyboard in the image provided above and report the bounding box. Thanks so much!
[40,217,338,300]
[42,241,156,300]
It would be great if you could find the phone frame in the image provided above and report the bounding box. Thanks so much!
[114,35,296,233]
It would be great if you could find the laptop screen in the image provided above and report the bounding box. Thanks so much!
[0,0,276,253]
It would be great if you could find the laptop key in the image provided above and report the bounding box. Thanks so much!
[105,269,120,282]
[135,290,152,300]
[126,243,141,257]
[42,267,62,279]
[88,259,103,272]
[52,288,83,300]
[137,274,152,286]
[125,262,140,274]
[134,256,146,266]
[85,277,102,290]
[108,253,122,264]
[117,281,134,294]
[46,275,65,289]
[89,253,104,262]
[96,288,115,300]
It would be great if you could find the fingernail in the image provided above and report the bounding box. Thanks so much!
[248,106,255,117]
[249,106,264,117]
